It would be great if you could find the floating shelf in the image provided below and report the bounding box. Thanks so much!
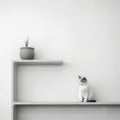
[12,59,63,65]
[13,102,120,106]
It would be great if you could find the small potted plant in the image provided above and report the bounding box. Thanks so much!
[20,37,35,60]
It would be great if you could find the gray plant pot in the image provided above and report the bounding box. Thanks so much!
[20,47,35,60]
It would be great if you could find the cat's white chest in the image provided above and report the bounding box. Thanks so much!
[79,85,89,92]
[78,85,89,101]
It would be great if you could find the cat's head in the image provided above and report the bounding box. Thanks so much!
[78,75,88,85]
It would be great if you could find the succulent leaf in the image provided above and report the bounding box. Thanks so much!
[24,37,29,47]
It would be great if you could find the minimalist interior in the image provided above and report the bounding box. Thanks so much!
[0,0,120,120]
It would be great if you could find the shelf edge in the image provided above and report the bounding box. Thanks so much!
[13,102,120,106]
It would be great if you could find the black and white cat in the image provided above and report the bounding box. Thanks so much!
[78,75,95,102]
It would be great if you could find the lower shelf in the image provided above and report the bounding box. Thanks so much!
[13,102,120,106]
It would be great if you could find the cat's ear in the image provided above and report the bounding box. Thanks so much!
[83,77,87,81]
[78,75,82,79]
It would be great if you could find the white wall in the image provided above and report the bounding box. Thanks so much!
[0,0,120,119]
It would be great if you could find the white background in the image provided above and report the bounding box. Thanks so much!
[0,0,120,119]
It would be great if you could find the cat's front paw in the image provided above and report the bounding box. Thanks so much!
[83,100,87,103]
[78,99,83,102]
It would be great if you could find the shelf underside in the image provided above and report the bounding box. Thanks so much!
[13,105,120,120]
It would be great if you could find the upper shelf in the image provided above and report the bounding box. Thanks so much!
[13,102,120,106]
[12,60,63,65]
